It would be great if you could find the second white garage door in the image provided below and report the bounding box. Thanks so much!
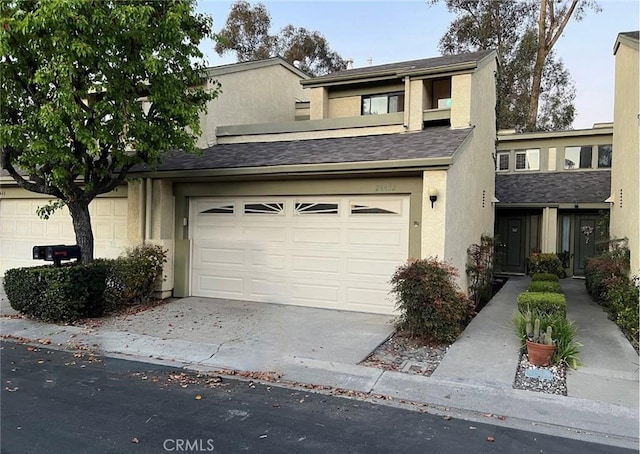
[0,197,128,274]
[190,196,410,314]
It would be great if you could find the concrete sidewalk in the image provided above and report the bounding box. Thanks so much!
[1,277,638,450]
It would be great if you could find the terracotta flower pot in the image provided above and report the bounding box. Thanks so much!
[526,340,556,366]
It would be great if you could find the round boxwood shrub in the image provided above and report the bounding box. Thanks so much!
[390,257,474,344]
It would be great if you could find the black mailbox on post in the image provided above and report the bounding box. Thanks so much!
[32,245,81,266]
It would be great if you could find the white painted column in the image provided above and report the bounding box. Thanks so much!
[541,207,558,253]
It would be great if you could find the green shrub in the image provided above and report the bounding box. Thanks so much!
[527,281,561,293]
[390,258,475,343]
[606,278,639,351]
[517,292,567,319]
[527,253,564,277]
[4,262,110,323]
[104,243,167,310]
[466,234,498,308]
[513,309,581,368]
[531,273,559,282]
[585,239,630,300]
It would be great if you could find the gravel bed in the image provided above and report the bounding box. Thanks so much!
[359,331,449,376]
[512,354,567,396]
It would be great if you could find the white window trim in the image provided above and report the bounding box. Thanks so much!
[496,152,510,172]
[515,149,540,171]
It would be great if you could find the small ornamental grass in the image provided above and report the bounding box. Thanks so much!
[390,258,474,344]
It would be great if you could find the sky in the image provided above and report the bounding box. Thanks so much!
[195,0,640,129]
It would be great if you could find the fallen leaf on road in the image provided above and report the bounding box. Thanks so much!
[37,360,44,364]
[26,347,34,352]
[195,395,202,400]
[38,339,52,345]
[5,387,18,392]
[487,436,495,442]
[131,437,139,444]
[443,415,451,420]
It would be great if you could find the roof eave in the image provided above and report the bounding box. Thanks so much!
[301,61,480,88]
[131,156,454,180]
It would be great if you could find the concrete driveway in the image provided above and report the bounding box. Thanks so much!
[98,297,396,371]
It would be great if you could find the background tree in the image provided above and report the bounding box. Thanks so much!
[433,0,597,131]
[0,0,219,263]
[215,1,347,76]
[526,0,599,130]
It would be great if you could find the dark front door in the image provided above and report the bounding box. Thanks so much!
[574,215,598,276]
[497,215,526,273]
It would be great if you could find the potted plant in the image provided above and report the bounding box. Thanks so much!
[525,314,556,367]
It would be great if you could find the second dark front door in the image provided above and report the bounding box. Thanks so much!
[497,215,526,273]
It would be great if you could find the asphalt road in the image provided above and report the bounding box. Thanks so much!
[0,341,634,454]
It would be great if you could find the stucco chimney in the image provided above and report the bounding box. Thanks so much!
[367,57,373,66]
[346,59,354,70]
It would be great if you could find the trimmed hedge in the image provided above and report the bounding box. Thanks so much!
[4,262,110,323]
[527,253,564,277]
[517,292,567,319]
[4,243,167,324]
[531,273,560,282]
[527,281,562,293]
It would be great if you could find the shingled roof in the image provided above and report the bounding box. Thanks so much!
[496,171,611,204]
[619,30,639,41]
[142,126,473,173]
[302,50,495,86]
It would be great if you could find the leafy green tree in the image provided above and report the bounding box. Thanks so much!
[1,0,218,263]
[215,1,347,76]
[433,0,596,131]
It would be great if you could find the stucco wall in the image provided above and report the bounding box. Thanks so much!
[450,74,472,129]
[442,56,496,291]
[328,96,361,118]
[421,169,447,260]
[197,64,307,148]
[127,179,175,296]
[611,38,640,275]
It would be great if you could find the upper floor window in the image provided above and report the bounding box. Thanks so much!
[515,149,540,171]
[564,146,592,169]
[496,152,509,171]
[361,92,405,115]
[597,145,612,168]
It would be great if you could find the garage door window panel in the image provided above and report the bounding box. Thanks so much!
[201,204,235,215]
[244,202,285,215]
[350,199,402,215]
[294,202,339,215]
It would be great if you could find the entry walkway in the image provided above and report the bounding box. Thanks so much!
[433,275,639,407]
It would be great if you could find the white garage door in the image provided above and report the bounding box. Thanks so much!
[0,197,128,274]
[190,196,409,314]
